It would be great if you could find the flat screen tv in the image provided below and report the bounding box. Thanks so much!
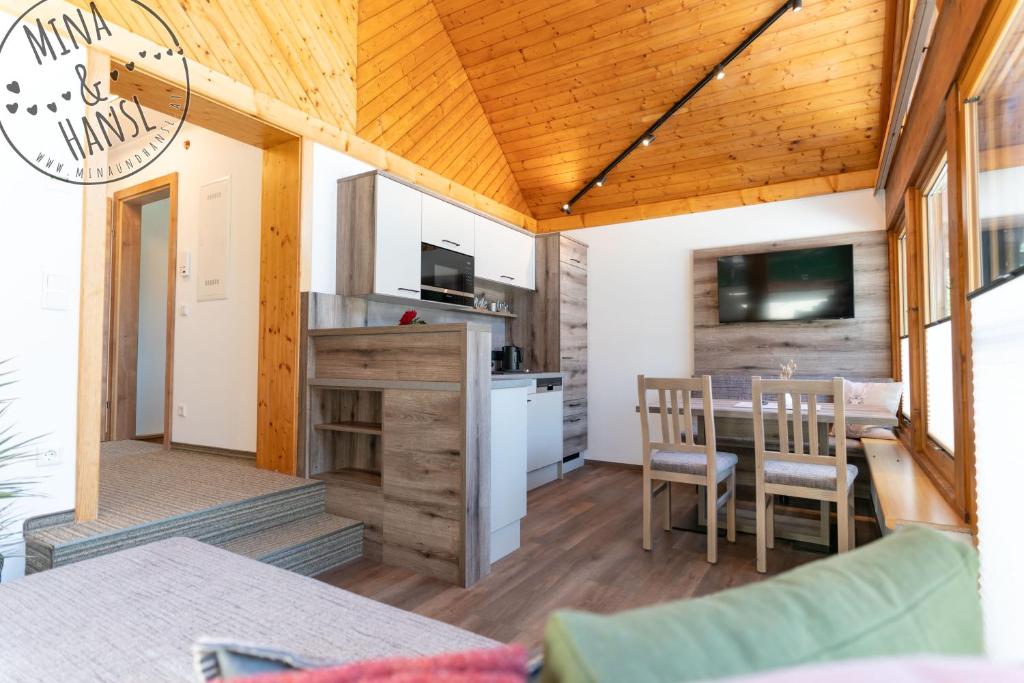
[717,244,854,323]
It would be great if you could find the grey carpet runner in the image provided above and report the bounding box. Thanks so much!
[24,441,362,576]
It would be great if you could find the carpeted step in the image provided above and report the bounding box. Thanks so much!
[217,513,363,577]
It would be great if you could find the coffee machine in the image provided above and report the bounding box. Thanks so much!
[492,345,524,373]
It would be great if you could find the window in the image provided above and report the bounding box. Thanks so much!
[924,164,951,322]
[966,9,1024,291]
[922,161,954,454]
[897,229,911,420]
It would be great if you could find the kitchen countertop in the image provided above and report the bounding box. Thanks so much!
[490,371,564,390]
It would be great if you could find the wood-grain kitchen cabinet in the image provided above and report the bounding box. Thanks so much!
[511,234,588,458]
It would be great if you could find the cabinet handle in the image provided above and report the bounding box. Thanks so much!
[398,287,420,293]
[500,275,515,281]
[570,258,581,264]
[561,356,573,360]
[567,402,582,408]
[442,239,461,247]
[568,417,582,423]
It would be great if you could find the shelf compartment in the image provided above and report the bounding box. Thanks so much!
[314,421,383,436]
[312,468,382,490]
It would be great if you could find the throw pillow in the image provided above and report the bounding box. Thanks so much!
[843,380,902,438]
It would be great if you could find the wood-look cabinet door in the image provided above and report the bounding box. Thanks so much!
[559,237,587,270]
[475,215,536,290]
[374,176,422,299]
[559,263,586,362]
[421,193,474,256]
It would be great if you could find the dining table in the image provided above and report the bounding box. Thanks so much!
[636,398,898,547]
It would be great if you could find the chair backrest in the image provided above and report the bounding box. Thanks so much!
[637,375,717,471]
[751,376,848,485]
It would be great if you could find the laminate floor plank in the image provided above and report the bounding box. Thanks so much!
[318,463,880,650]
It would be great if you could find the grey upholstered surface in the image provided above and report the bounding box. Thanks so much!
[764,460,859,490]
[650,450,738,476]
[0,538,497,683]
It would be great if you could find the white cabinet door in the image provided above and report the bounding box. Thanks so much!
[491,386,528,529]
[374,176,423,299]
[421,193,475,255]
[474,216,536,290]
[527,390,563,471]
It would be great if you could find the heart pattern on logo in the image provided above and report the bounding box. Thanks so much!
[166,48,173,56]
[5,103,16,114]
[110,69,119,81]
[139,50,147,58]
[62,91,71,100]
[26,104,37,115]
[47,102,57,112]
[125,61,135,71]
[154,52,162,60]
[6,81,18,94]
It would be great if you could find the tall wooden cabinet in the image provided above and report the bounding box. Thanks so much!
[511,234,588,459]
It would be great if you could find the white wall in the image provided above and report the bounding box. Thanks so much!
[566,189,886,465]
[135,199,170,436]
[106,120,263,452]
[301,141,373,294]
[0,12,82,581]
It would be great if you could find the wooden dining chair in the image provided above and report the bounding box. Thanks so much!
[751,376,856,573]
[637,375,737,563]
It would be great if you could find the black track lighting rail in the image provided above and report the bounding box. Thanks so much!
[561,0,803,215]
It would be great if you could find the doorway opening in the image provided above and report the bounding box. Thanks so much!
[103,174,178,447]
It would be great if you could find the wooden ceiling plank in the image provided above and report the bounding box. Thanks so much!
[487,36,882,137]
[499,71,881,157]
[535,170,876,230]
[509,103,880,181]
[474,4,883,114]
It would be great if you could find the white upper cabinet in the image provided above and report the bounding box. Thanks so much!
[475,215,536,290]
[421,193,475,256]
[374,176,422,300]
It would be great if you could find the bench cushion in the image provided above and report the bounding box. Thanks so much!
[542,526,982,683]
[651,450,738,477]
[0,538,496,682]
[764,460,858,491]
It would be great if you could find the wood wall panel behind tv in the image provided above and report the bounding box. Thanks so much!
[693,230,891,381]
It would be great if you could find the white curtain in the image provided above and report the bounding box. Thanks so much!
[972,275,1024,659]
[925,321,954,452]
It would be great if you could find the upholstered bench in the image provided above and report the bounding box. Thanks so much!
[0,537,496,682]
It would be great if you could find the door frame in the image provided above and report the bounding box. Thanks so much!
[105,173,179,448]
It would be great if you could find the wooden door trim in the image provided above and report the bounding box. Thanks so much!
[108,172,178,448]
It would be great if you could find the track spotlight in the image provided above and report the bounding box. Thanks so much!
[557,0,798,215]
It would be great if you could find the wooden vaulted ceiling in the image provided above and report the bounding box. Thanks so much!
[67,0,888,228]
[430,0,887,222]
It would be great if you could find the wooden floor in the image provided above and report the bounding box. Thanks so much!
[319,463,880,649]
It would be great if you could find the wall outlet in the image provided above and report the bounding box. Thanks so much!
[37,446,61,467]
[177,405,187,417]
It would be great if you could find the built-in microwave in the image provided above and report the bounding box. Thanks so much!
[421,243,474,307]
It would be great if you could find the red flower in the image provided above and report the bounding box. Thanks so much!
[399,310,417,325]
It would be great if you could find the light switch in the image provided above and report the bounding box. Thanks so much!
[180,304,190,317]
[41,272,68,311]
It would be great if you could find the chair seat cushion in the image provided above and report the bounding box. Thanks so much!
[765,460,858,491]
[651,450,738,476]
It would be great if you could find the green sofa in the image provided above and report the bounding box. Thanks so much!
[542,526,982,683]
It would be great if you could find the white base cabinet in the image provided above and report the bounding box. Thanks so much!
[489,384,528,564]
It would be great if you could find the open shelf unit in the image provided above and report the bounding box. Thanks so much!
[308,387,383,489]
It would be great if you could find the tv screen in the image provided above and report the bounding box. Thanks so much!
[717,244,854,323]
